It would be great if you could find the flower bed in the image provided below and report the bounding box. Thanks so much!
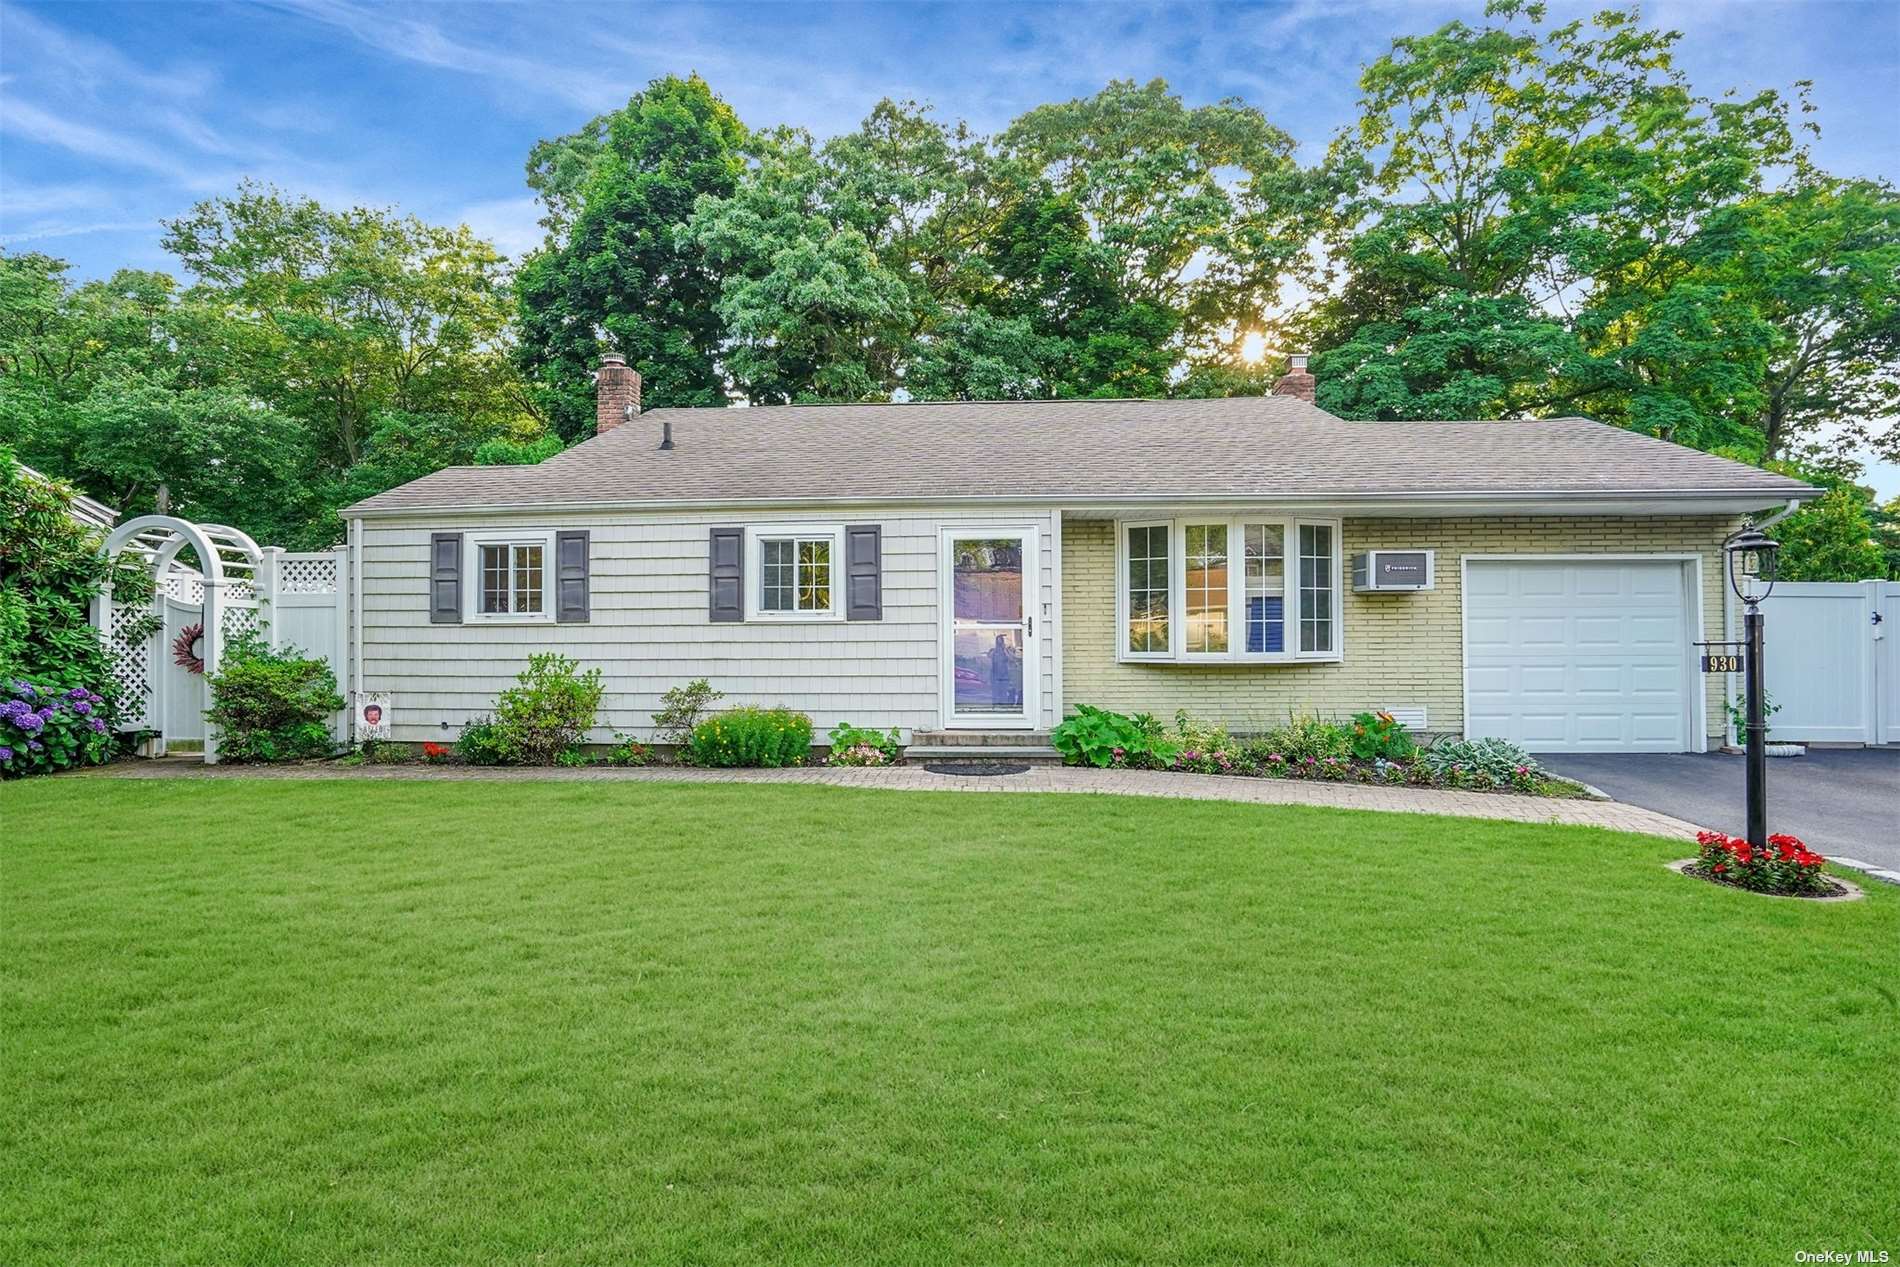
[1052,706,1589,798]
[1684,831,1846,898]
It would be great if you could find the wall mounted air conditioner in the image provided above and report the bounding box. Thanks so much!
[1352,550,1435,592]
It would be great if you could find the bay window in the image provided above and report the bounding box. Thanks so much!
[1117,517,1340,663]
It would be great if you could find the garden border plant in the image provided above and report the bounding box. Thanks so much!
[1671,831,1854,900]
[1051,704,1589,799]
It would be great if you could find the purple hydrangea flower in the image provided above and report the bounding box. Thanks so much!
[67,687,88,700]
[37,705,55,720]
[89,719,107,733]
[15,681,35,698]
[27,740,43,752]
[15,712,43,734]
[74,700,92,715]
[0,746,12,761]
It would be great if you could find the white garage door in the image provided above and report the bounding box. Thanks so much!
[1465,559,1694,753]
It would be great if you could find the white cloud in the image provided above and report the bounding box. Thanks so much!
[454,195,546,260]
[261,0,616,111]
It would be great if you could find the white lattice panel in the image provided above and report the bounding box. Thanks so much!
[279,556,339,594]
[108,602,153,729]
[162,573,204,603]
[222,605,261,642]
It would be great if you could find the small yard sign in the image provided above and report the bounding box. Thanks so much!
[355,692,391,740]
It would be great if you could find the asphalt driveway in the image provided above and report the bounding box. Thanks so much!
[1545,748,1899,872]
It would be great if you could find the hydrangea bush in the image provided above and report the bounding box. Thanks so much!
[0,680,112,777]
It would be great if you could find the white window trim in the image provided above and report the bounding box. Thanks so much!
[744,524,845,622]
[1114,516,1343,666]
[465,528,555,623]
[1117,519,1174,661]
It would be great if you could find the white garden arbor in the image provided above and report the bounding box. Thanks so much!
[94,515,264,763]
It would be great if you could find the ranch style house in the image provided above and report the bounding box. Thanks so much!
[340,354,1817,755]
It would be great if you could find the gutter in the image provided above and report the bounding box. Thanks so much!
[338,486,1821,521]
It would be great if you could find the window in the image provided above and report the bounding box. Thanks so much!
[467,533,552,620]
[1124,523,1170,654]
[1244,523,1285,654]
[1183,523,1229,654]
[1299,523,1335,654]
[1115,517,1340,663]
[747,526,843,619]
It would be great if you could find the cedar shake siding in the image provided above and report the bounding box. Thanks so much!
[355,506,1058,743]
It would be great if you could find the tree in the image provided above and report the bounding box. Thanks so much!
[1306,1,1804,450]
[688,126,916,403]
[163,184,531,471]
[516,75,748,438]
[997,78,1309,373]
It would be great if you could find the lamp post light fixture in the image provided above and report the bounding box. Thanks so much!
[1725,525,1782,847]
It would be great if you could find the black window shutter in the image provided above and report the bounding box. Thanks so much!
[429,532,462,624]
[845,524,882,621]
[709,527,743,622]
[555,530,590,623]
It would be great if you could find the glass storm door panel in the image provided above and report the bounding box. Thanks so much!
[945,531,1035,725]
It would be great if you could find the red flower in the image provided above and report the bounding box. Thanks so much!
[1712,863,1727,873]
[422,741,448,760]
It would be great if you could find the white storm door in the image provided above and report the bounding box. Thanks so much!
[942,529,1038,728]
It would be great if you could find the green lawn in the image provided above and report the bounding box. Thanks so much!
[4,779,1895,1265]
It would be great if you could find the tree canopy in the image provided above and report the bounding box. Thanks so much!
[2,9,1895,578]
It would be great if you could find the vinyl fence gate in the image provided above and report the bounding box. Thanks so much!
[1730,580,1900,746]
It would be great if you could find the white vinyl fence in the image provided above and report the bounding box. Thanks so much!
[1730,580,1900,746]
[104,546,351,752]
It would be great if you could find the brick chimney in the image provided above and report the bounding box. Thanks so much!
[594,352,641,435]
[1272,352,1316,403]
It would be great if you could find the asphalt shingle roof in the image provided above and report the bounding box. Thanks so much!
[342,395,1815,515]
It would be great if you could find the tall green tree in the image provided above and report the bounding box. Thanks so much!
[516,75,748,438]
[1306,1,1803,450]
[163,184,530,471]
[998,78,1310,375]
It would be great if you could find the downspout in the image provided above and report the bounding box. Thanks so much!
[350,516,364,745]
[1723,499,1801,743]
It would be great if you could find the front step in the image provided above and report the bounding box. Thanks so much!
[905,744,1062,765]
[909,730,1052,748]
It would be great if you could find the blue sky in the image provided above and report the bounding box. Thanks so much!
[3,0,1896,488]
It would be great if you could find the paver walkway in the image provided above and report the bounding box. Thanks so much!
[91,758,1710,839]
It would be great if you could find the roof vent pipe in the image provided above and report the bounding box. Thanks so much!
[659,420,674,451]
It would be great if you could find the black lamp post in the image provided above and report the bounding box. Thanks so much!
[1725,525,1781,847]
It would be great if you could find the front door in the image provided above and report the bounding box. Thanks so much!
[942,529,1038,728]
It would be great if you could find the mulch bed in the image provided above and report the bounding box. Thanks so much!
[1668,859,1861,902]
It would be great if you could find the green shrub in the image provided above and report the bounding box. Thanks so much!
[203,633,344,763]
[456,717,516,766]
[0,450,139,730]
[1423,737,1543,783]
[1052,704,1180,769]
[1259,712,1351,763]
[491,654,604,765]
[653,678,723,746]
[363,740,415,764]
[602,734,652,766]
[826,722,903,766]
[688,706,813,768]
[1347,711,1416,761]
[1,679,113,777]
